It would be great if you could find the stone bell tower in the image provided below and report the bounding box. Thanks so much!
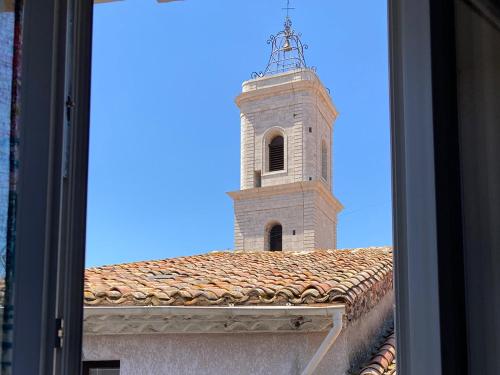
[228,16,342,252]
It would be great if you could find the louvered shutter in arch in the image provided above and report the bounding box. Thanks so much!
[269,136,284,172]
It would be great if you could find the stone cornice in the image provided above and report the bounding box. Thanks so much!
[235,69,338,124]
[227,181,344,213]
[83,305,345,336]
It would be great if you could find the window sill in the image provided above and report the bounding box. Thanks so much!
[262,169,287,177]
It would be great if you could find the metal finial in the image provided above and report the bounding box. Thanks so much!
[252,0,313,79]
[282,0,295,19]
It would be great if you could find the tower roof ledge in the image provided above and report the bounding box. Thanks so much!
[227,180,344,212]
[242,68,318,88]
[236,69,338,120]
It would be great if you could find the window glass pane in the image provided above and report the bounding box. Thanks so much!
[0,6,13,352]
[83,361,120,375]
[85,2,392,374]
[0,1,22,372]
[0,8,14,285]
[89,369,119,375]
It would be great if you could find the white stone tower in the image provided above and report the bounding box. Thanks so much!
[228,16,342,252]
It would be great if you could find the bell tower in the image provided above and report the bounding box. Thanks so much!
[228,14,343,252]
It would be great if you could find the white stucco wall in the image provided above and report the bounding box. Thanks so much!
[82,292,394,375]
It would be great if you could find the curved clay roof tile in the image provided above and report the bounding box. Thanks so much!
[84,248,393,321]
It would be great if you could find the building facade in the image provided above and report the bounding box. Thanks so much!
[82,248,394,375]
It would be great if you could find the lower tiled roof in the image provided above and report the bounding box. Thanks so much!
[84,247,392,321]
[359,329,396,375]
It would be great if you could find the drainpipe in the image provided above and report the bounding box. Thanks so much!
[300,311,344,375]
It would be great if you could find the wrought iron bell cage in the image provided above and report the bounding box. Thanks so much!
[252,16,314,79]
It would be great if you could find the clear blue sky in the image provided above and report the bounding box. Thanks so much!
[86,0,391,267]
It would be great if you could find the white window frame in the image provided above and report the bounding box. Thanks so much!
[262,127,288,175]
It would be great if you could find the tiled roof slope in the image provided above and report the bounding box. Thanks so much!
[84,247,393,321]
[359,330,396,375]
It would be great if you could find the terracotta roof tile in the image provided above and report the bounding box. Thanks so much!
[84,247,393,320]
[359,329,397,375]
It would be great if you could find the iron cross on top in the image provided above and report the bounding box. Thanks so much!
[282,0,295,18]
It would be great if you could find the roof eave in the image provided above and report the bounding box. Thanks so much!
[83,304,346,336]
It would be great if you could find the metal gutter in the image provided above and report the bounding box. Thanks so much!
[300,311,344,375]
[84,304,344,317]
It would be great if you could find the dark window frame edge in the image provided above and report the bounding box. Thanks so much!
[389,0,444,373]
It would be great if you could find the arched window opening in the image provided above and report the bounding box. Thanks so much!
[321,141,328,181]
[269,135,284,171]
[269,224,283,251]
